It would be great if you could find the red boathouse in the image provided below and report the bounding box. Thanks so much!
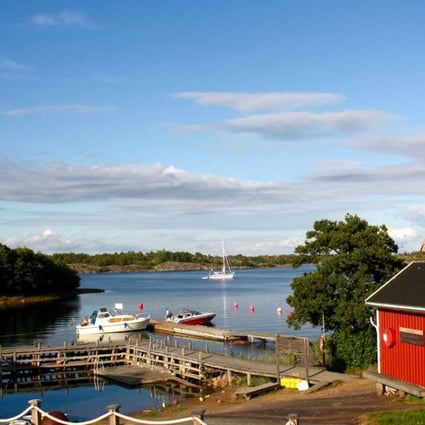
[365,261,425,395]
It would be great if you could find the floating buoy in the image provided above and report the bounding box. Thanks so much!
[287,311,293,318]
[249,305,255,313]
[138,303,144,311]
[233,302,239,309]
[277,307,283,315]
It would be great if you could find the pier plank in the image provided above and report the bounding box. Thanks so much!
[235,382,280,399]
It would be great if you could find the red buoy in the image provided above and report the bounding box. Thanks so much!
[233,302,239,309]
[138,303,144,311]
[249,305,255,313]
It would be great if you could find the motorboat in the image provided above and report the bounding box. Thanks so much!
[204,238,235,280]
[167,308,216,325]
[76,304,150,336]
[77,330,149,344]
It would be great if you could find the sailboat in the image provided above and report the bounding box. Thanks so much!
[205,239,235,280]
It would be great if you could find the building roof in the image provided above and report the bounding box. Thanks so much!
[365,261,425,313]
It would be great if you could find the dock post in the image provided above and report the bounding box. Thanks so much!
[29,399,42,425]
[227,369,232,385]
[107,404,121,425]
[192,408,205,424]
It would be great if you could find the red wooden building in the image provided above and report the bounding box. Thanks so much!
[365,261,425,395]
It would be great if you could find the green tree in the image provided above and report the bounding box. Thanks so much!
[286,214,405,370]
[0,243,80,296]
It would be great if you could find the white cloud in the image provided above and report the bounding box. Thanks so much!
[1,159,425,211]
[0,58,30,71]
[31,11,91,28]
[175,91,344,112]
[360,131,425,160]
[4,229,73,251]
[2,104,116,117]
[184,110,397,141]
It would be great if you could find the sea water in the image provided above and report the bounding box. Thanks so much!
[0,266,318,419]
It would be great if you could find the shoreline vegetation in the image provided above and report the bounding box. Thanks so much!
[0,288,104,309]
[0,249,421,309]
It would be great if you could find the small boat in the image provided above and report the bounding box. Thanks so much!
[206,239,235,280]
[166,308,216,325]
[76,304,150,336]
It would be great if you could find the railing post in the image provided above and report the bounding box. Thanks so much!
[192,408,206,425]
[107,404,121,425]
[29,399,42,425]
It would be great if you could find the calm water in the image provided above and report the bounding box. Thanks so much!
[0,266,318,419]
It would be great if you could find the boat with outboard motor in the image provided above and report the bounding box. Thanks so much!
[76,304,150,336]
[165,308,216,325]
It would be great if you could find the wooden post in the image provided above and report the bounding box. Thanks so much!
[192,408,205,425]
[247,371,251,386]
[304,338,309,382]
[227,369,232,385]
[275,335,280,382]
[29,399,42,425]
[107,404,121,425]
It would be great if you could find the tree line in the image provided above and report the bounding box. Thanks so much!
[50,250,296,271]
[0,244,80,296]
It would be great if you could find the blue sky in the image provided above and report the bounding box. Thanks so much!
[2,0,425,256]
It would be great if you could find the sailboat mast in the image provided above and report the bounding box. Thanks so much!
[222,238,226,272]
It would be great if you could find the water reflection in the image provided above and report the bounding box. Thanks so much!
[0,297,81,346]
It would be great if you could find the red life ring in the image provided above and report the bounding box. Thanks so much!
[383,328,396,348]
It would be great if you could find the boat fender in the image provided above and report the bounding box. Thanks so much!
[320,334,326,352]
[98,325,103,331]
[124,322,128,328]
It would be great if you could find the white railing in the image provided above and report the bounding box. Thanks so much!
[0,400,207,425]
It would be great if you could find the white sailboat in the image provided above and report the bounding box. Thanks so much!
[206,239,235,280]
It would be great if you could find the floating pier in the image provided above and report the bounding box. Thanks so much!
[1,333,324,394]
[149,319,277,343]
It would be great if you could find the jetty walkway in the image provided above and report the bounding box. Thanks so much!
[0,328,329,394]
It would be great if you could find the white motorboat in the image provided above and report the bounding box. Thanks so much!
[76,330,149,344]
[76,304,150,336]
[205,239,235,280]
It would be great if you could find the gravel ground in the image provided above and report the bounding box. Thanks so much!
[138,377,424,425]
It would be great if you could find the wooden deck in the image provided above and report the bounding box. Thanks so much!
[235,382,281,399]
[150,320,253,342]
[363,370,425,398]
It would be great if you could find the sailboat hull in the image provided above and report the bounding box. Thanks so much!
[208,271,234,280]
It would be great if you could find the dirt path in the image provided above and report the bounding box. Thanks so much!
[205,378,422,425]
[141,377,424,425]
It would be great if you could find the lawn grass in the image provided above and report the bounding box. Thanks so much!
[367,409,425,424]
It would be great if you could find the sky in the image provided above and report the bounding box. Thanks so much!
[2,0,425,257]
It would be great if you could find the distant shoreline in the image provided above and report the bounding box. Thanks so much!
[68,262,293,274]
[0,288,104,309]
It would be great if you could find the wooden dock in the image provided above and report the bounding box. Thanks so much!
[0,331,327,394]
[235,382,281,399]
[149,320,253,342]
